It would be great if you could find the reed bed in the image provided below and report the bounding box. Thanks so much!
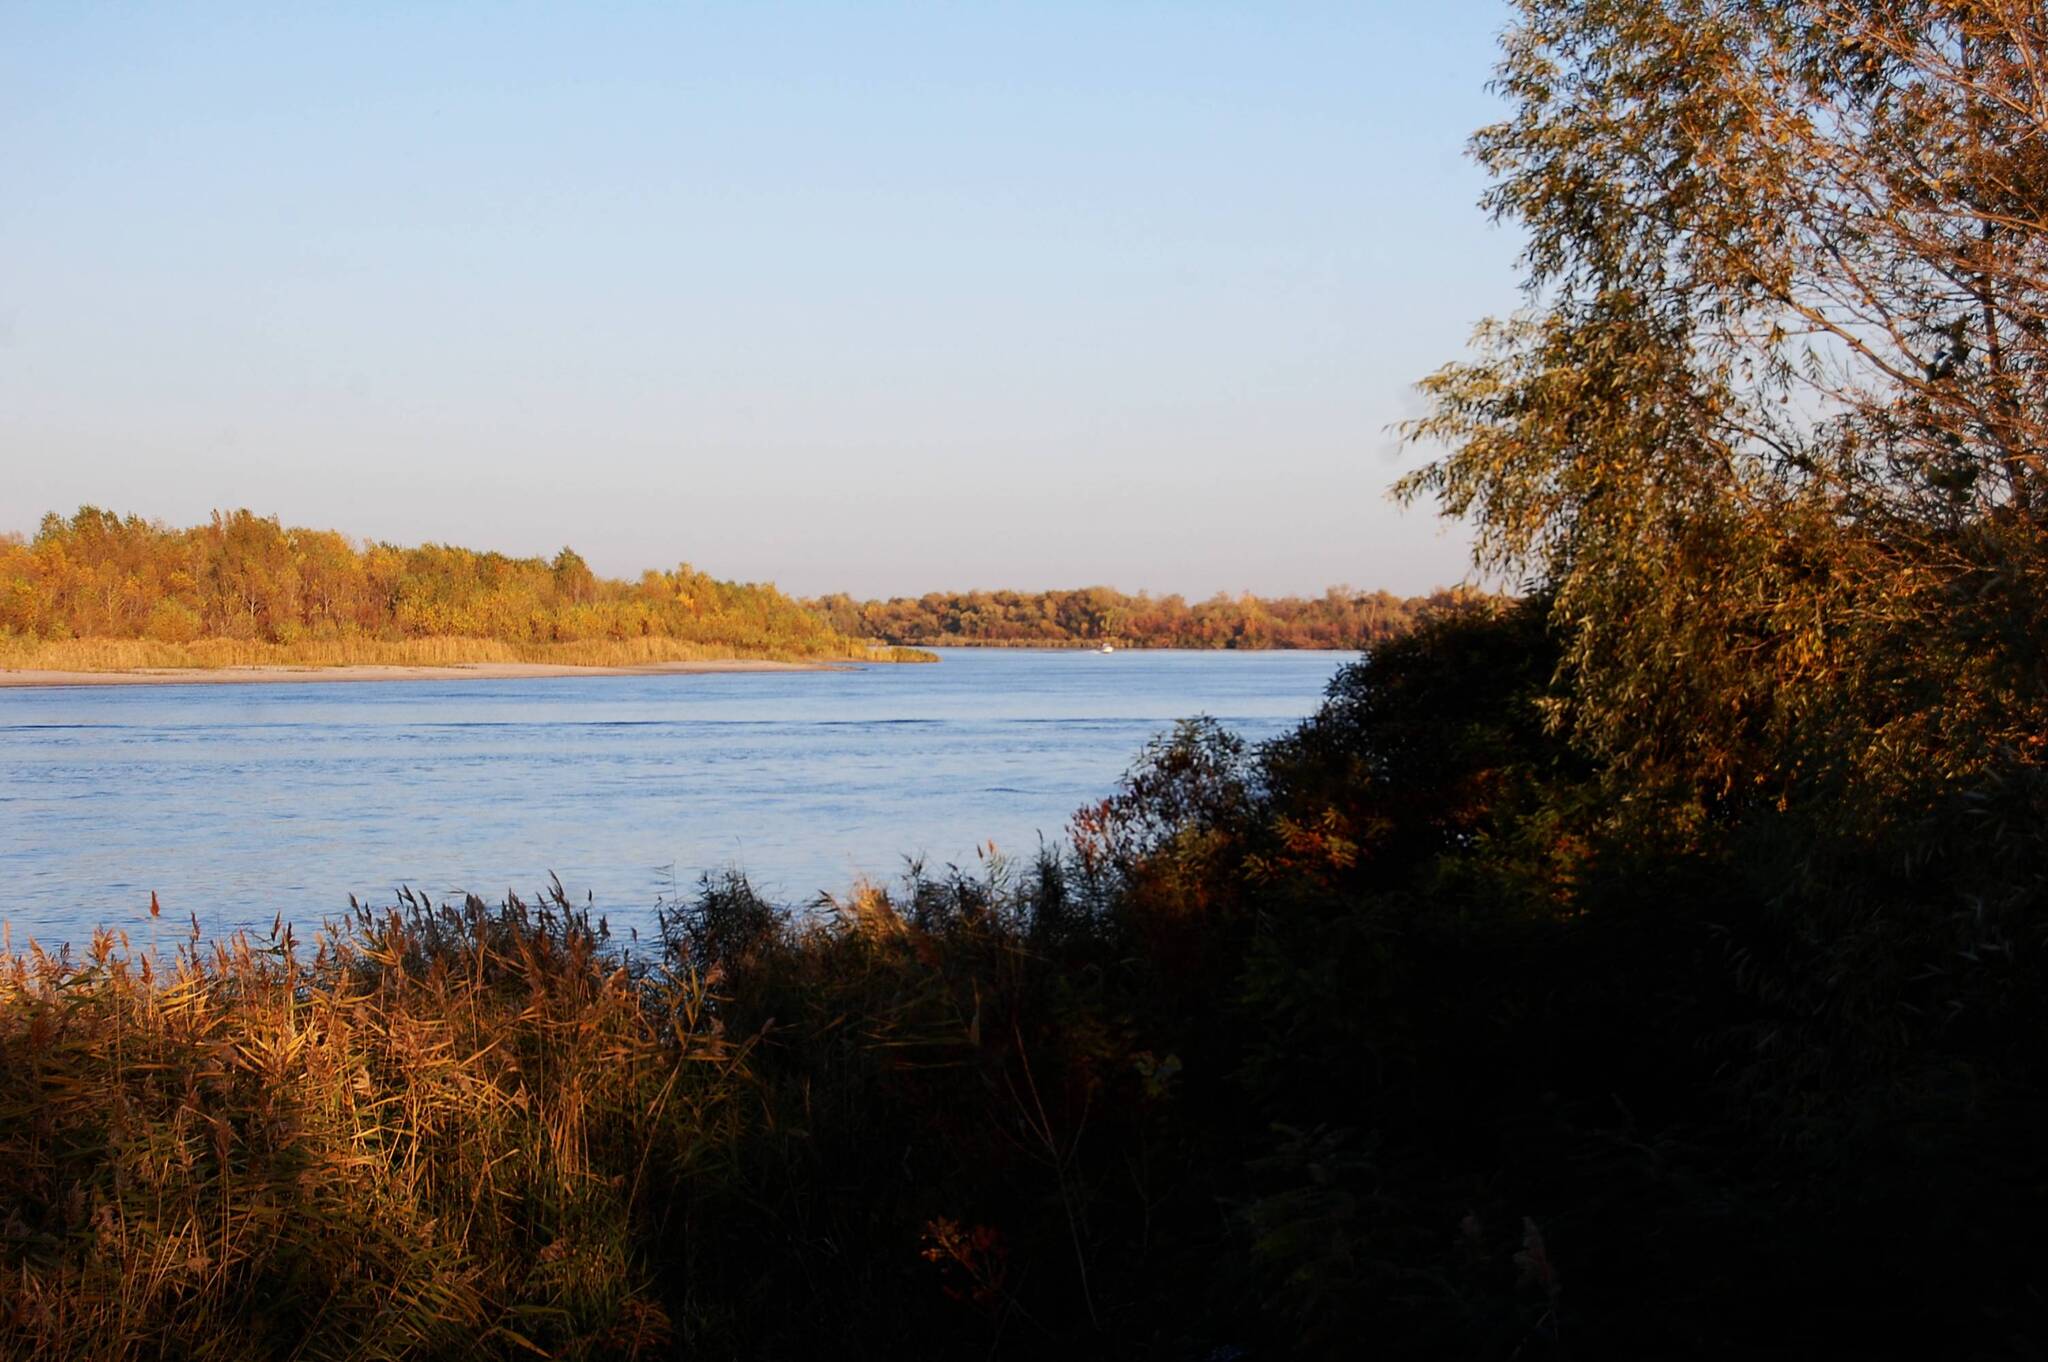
[0,893,750,1360]
[0,635,934,673]
[862,644,940,664]
[0,863,1137,1360]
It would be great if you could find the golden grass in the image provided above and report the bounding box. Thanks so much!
[0,635,937,673]
[0,849,1174,1356]
[0,898,744,1358]
[0,872,1030,1357]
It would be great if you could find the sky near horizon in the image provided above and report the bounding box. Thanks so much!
[2,2,1520,599]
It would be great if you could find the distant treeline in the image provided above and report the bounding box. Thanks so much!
[0,507,868,663]
[807,585,1477,649]
[3,507,1472,666]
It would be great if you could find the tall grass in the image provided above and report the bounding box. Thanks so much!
[0,859,1141,1360]
[0,892,747,1359]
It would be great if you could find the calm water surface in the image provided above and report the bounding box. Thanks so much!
[0,649,1346,944]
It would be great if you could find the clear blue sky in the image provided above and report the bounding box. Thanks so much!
[1,2,1519,598]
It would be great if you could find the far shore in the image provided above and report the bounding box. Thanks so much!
[0,659,835,689]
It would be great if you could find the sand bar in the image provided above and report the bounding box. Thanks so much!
[0,659,833,689]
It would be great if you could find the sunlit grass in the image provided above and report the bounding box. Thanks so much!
[0,894,743,1358]
[0,635,936,672]
[0,865,1055,1357]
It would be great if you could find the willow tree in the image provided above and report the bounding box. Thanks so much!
[1405,1,2048,827]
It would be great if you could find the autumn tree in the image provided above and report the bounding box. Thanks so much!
[1403,0,2048,823]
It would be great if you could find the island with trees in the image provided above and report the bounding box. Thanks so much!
[0,507,932,676]
[1,507,1462,679]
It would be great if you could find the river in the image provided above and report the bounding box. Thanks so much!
[0,647,1348,944]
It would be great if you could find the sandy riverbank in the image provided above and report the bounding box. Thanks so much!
[0,659,833,688]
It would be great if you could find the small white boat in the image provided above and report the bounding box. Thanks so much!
[1098,643,1114,654]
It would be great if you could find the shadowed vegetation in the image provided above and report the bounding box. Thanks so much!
[4,600,2041,1357]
